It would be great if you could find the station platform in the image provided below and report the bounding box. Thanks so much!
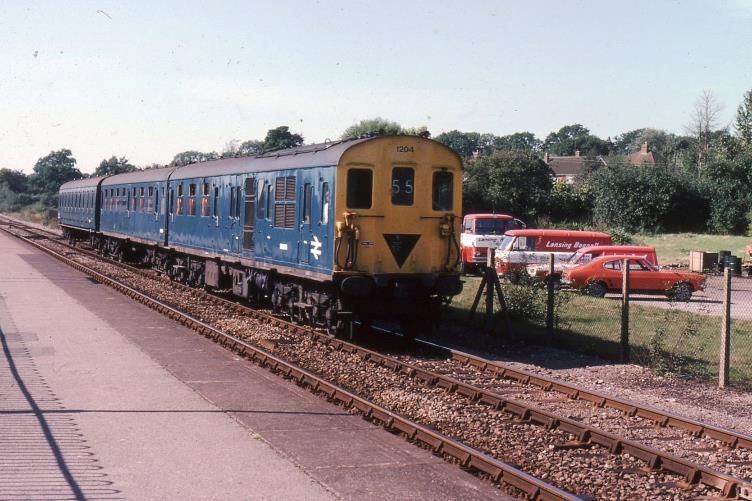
[0,230,508,500]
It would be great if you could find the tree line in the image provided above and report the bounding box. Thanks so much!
[2,90,752,236]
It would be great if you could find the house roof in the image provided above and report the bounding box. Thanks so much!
[547,155,585,176]
[627,142,657,165]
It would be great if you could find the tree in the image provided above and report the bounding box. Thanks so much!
[735,89,752,147]
[220,139,241,158]
[703,152,752,233]
[543,124,610,156]
[170,150,220,166]
[402,125,431,138]
[685,89,724,166]
[589,165,710,232]
[434,130,481,159]
[464,150,552,218]
[341,118,403,139]
[94,156,137,176]
[237,139,263,157]
[547,182,593,222]
[493,132,542,153]
[262,126,304,152]
[0,168,30,193]
[31,149,82,196]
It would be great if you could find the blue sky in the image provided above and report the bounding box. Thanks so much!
[1,0,751,173]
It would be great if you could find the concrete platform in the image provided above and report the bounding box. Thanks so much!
[0,230,509,500]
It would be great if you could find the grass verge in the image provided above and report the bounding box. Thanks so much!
[442,276,752,390]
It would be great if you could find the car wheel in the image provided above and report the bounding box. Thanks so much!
[586,281,607,298]
[671,282,693,302]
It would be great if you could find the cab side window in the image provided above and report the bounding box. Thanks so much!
[346,169,372,209]
[432,171,453,211]
[512,236,536,251]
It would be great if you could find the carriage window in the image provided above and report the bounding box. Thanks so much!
[156,187,161,214]
[265,183,271,219]
[302,183,312,224]
[346,169,372,209]
[321,182,329,224]
[188,183,196,216]
[234,186,241,218]
[432,171,453,211]
[200,183,210,216]
[213,186,218,217]
[229,186,240,219]
[273,176,296,228]
[391,167,414,206]
[256,180,266,219]
[176,184,183,215]
[147,187,154,212]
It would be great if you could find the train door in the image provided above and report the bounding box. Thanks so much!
[298,181,313,264]
[159,185,168,245]
[227,175,242,254]
[242,177,255,255]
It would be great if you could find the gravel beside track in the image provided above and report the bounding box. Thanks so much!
[400,355,752,482]
[1,218,745,499]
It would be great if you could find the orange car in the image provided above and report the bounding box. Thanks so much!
[561,255,706,301]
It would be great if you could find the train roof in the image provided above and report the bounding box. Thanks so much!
[101,166,176,186]
[60,176,109,190]
[92,135,461,186]
[168,137,372,181]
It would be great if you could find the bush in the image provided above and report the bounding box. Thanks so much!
[503,284,547,323]
[0,184,35,212]
[608,227,633,245]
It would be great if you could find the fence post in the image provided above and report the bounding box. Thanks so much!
[546,253,555,343]
[484,248,496,331]
[719,268,732,388]
[621,259,630,363]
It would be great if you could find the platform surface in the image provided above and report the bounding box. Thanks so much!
[0,230,508,500]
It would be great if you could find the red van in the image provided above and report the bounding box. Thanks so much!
[494,229,612,275]
[527,245,658,282]
[460,214,525,273]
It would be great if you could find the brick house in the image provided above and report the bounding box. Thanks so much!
[544,142,658,183]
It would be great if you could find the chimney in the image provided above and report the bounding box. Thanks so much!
[574,150,581,157]
[640,142,648,153]
[544,152,550,163]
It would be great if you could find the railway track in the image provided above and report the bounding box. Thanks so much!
[2,216,751,499]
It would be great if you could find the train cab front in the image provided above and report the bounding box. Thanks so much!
[331,136,463,336]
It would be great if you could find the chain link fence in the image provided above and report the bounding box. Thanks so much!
[444,265,752,390]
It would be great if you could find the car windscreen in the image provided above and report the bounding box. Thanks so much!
[568,250,585,263]
[475,218,510,235]
[498,235,515,250]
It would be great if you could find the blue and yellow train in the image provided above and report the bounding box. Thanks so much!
[58,136,463,336]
